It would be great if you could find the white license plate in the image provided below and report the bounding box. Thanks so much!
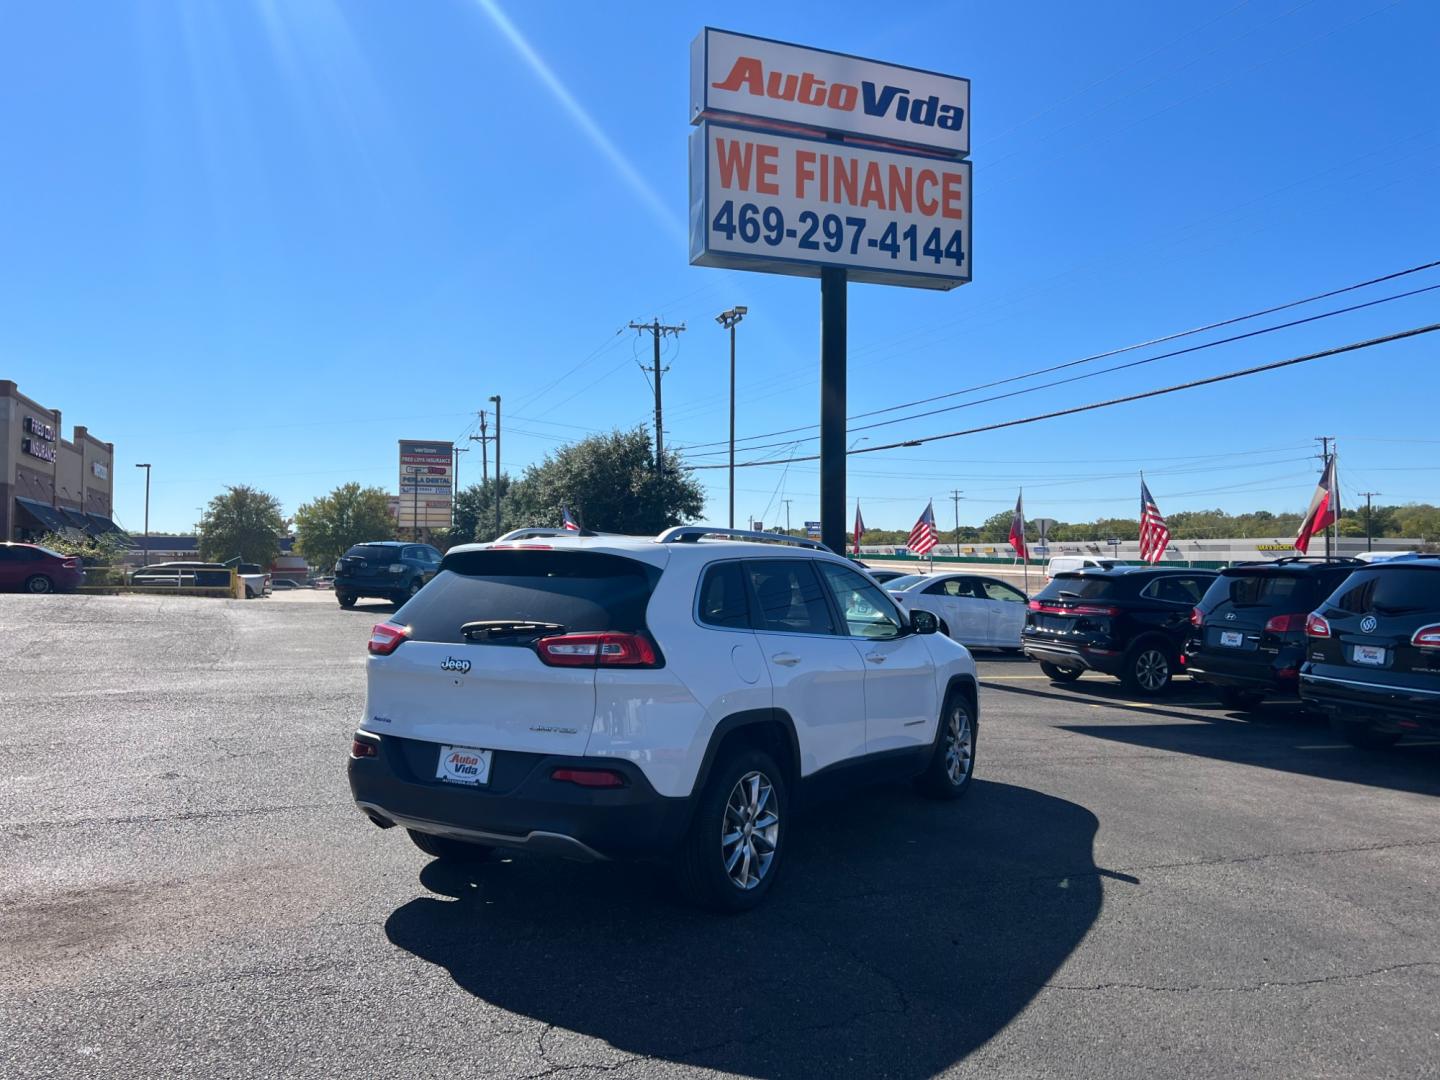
[1352,644,1386,667]
[436,745,493,786]
[1220,631,1244,648]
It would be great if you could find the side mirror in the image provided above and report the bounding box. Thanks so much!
[910,609,940,635]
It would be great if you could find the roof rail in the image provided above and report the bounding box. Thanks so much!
[656,526,833,553]
[1268,555,1364,566]
[494,527,600,541]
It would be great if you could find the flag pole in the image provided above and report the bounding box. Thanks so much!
[1021,487,1029,595]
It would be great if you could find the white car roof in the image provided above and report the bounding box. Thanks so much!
[444,529,844,572]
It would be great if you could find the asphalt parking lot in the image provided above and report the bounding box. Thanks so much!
[3,594,1438,1079]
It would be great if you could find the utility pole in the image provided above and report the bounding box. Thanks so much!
[469,411,491,487]
[1360,491,1381,552]
[488,395,503,541]
[715,307,747,527]
[950,489,963,556]
[1317,435,1336,558]
[451,446,468,529]
[629,319,685,474]
[781,499,792,534]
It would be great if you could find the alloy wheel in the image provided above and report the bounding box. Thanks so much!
[944,702,974,785]
[1135,649,1169,692]
[25,576,52,594]
[721,770,779,890]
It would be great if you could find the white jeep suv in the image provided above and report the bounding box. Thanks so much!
[348,526,980,910]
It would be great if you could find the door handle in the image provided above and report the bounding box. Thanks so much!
[771,653,801,667]
[865,653,888,664]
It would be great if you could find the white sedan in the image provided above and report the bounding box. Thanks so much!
[886,573,1029,649]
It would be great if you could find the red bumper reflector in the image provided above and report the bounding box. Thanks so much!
[551,767,626,788]
[351,737,378,758]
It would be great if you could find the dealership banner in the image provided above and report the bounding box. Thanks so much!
[691,28,969,157]
[690,121,970,289]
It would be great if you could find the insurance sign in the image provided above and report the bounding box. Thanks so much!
[691,29,969,158]
[690,121,970,290]
[398,440,453,530]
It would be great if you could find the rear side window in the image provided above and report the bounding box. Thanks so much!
[698,562,751,629]
[745,559,836,636]
[1331,568,1440,616]
[401,550,660,644]
[1037,575,1127,601]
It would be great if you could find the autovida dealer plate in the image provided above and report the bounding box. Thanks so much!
[437,745,493,786]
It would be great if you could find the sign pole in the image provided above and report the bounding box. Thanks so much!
[819,267,847,556]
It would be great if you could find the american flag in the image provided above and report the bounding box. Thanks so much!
[908,501,938,556]
[1138,480,1170,563]
[561,505,580,531]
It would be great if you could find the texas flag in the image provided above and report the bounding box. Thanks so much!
[1294,456,1338,554]
[561,505,581,531]
[852,503,865,555]
[1008,491,1028,561]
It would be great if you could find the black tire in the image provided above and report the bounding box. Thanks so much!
[1039,660,1083,682]
[23,574,54,594]
[245,585,256,600]
[1330,716,1402,750]
[337,592,356,609]
[673,748,787,913]
[1122,641,1173,695]
[915,692,977,800]
[1217,686,1264,711]
[407,829,494,863]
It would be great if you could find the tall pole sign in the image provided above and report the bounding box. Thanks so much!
[690,28,970,554]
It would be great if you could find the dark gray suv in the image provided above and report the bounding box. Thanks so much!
[334,541,441,608]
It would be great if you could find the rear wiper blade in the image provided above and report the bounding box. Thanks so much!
[461,620,566,640]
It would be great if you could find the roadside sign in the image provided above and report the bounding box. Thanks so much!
[804,520,821,538]
[691,28,969,157]
[690,121,970,289]
[398,440,454,530]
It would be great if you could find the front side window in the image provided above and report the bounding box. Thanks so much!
[817,562,904,640]
[745,559,836,636]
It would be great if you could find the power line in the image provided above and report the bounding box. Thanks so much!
[690,323,1440,470]
[676,262,1440,455]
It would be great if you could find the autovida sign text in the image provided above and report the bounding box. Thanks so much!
[690,122,970,290]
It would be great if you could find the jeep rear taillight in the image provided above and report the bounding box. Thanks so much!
[368,622,409,655]
[1264,613,1307,633]
[1304,612,1332,639]
[1411,624,1440,649]
[536,632,657,668]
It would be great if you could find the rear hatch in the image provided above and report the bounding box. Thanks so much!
[1026,574,1127,642]
[337,544,400,580]
[363,547,663,757]
[1314,566,1440,681]
[1196,568,1344,656]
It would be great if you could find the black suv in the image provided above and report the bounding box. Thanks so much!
[1299,555,1440,748]
[334,541,442,608]
[1186,557,1362,710]
[1022,567,1218,694]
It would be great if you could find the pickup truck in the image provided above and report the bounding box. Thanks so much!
[237,563,272,599]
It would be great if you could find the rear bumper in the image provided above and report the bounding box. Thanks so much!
[333,576,406,598]
[1299,668,1440,733]
[1022,640,1123,675]
[348,732,693,861]
[1186,648,1302,696]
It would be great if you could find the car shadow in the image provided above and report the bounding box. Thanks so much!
[384,780,1104,1078]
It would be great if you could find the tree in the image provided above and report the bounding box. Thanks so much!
[198,485,287,567]
[293,483,396,569]
[450,429,705,544]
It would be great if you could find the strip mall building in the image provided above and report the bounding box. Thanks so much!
[1,380,122,542]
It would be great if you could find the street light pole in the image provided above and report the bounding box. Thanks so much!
[135,463,151,566]
[715,306,748,529]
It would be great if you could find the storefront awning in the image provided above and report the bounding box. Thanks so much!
[15,497,71,535]
[58,507,92,533]
[85,513,129,539]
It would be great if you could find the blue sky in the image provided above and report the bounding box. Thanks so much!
[3,0,1437,533]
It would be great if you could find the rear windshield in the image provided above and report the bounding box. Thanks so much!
[400,549,661,644]
[1214,568,1354,609]
[344,545,401,560]
[1330,567,1440,616]
[1037,574,1127,601]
